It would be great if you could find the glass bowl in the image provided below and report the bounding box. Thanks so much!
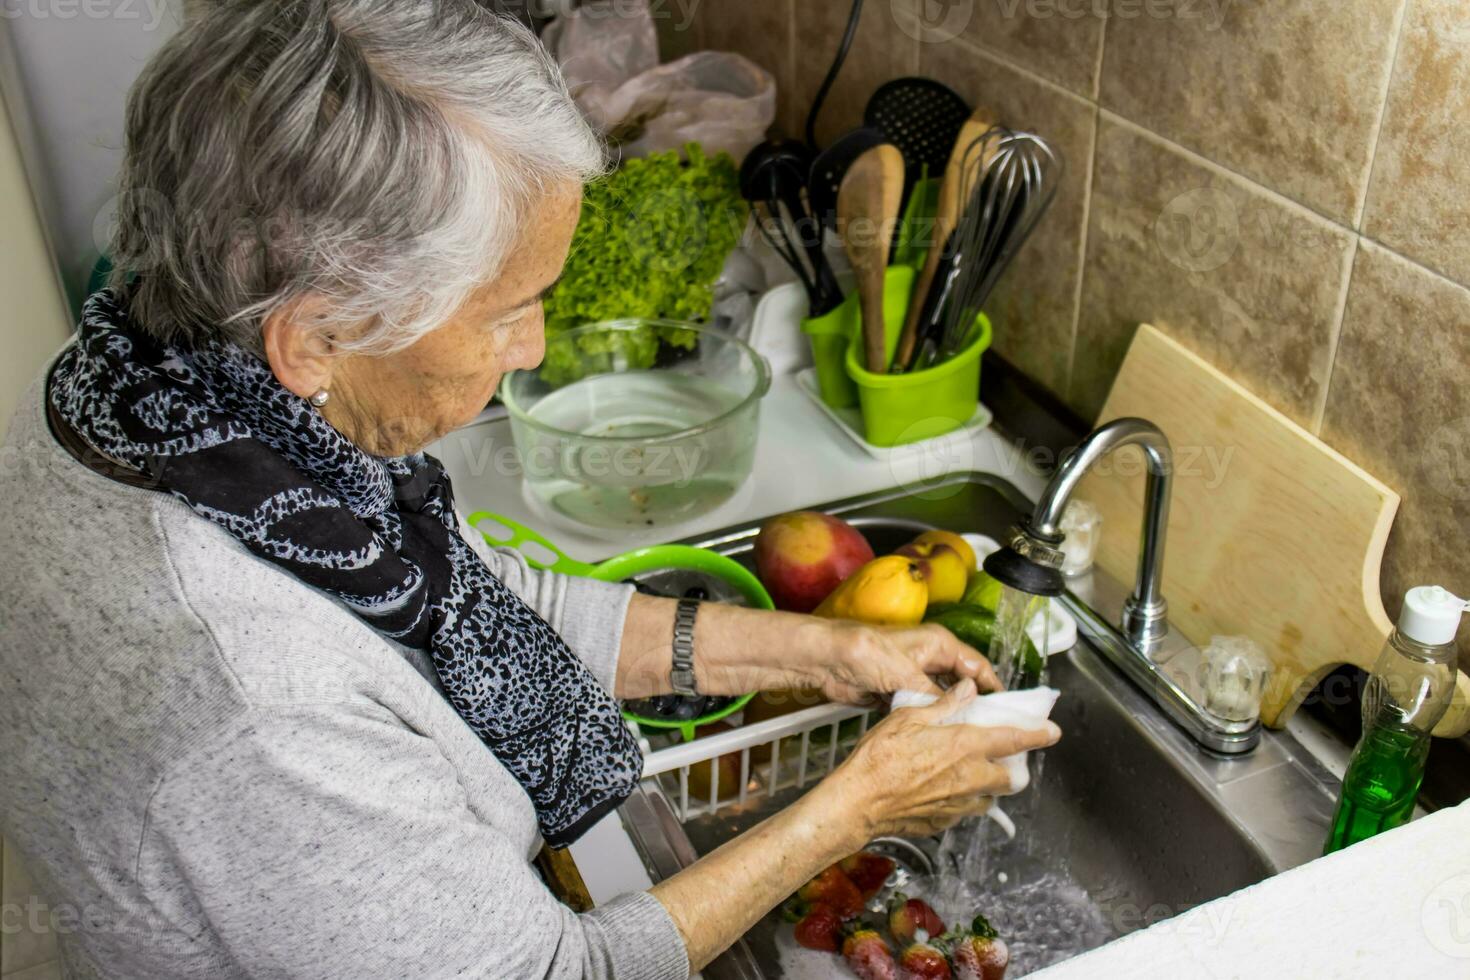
[502,320,771,530]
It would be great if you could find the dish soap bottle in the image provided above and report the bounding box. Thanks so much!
[1323,586,1467,854]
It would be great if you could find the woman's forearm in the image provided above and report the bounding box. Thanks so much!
[648,779,867,971]
[616,594,831,699]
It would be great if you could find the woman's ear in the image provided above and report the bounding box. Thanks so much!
[261,297,336,400]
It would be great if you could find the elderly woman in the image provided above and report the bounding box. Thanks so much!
[0,3,1059,978]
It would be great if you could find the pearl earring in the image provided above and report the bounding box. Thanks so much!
[309,389,330,408]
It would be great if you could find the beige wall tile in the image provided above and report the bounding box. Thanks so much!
[920,38,1096,397]
[1319,241,1470,631]
[1,839,58,977]
[1362,0,1470,286]
[654,0,704,63]
[913,0,1106,97]
[1098,0,1404,224]
[5,961,62,980]
[793,0,921,146]
[1071,117,1353,425]
[697,0,798,136]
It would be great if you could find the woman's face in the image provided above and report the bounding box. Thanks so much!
[318,183,582,457]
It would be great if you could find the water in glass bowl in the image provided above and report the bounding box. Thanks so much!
[519,370,759,529]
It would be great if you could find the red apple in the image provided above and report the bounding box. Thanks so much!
[754,511,875,613]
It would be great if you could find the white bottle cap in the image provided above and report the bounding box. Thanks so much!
[1398,586,1470,646]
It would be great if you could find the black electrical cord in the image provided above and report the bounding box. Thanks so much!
[804,0,865,150]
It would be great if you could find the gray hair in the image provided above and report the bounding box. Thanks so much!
[111,0,606,355]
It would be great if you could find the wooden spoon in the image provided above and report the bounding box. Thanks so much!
[836,143,905,373]
[893,107,1002,372]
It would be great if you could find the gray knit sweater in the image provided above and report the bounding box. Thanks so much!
[0,373,690,980]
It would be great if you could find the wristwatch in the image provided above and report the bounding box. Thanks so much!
[671,598,700,697]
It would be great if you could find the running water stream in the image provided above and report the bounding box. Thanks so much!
[925,587,1116,975]
[929,770,1115,975]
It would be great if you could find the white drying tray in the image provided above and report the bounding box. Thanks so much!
[795,367,995,462]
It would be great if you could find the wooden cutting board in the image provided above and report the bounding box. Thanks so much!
[1075,325,1470,737]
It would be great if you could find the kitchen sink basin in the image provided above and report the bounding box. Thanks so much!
[617,473,1340,978]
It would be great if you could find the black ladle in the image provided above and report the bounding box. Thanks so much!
[865,77,971,206]
[740,139,843,316]
[808,127,889,237]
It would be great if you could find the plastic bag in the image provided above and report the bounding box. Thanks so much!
[547,0,776,161]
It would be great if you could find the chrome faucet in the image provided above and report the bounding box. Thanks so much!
[983,417,1259,754]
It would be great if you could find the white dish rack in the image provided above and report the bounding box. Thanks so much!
[637,702,880,822]
[634,532,1079,825]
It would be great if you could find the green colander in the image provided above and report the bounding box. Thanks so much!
[467,510,773,739]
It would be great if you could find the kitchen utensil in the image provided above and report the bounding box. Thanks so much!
[500,320,770,531]
[842,266,992,446]
[893,107,1001,372]
[807,126,888,235]
[738,139,843,316]
[864,76,971,200]
[466,509,776,739]
[1074,324,1470,737]
[835,142,905,373]
[739,143,815,299]
[797,175,941,410]
[932,128,1062,364]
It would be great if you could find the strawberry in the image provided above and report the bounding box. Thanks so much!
[888,894,946,945]
[898,941,952,980]
[840,851,896,898]
[798,865,864,919]
[949,915,1009,980]
[843,927,898,980]
[792,903,843,952]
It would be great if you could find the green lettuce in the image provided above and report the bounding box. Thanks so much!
[540,143,747,387]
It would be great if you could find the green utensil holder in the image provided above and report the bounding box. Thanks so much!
[800,177,940,411]
[843,268,993,448]
[801,302,861,410]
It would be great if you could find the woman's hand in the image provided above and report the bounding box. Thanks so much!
[794,620,1001,704]
[650,679,1061,971]
[615,597,1001,702]
[820,679,1061,840]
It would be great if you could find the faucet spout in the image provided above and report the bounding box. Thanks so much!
[983,417,1258,753]
[1027,418,1173,647]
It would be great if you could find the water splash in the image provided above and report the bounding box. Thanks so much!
[929,758,1115,976]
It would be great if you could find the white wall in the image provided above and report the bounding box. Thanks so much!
[0,58,71,430]
[0,27,72,980]
[3,0,181,300]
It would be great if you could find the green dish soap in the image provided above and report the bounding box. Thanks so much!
[1323,586,1467,854]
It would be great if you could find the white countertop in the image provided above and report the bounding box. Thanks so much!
[431,363,1467,978]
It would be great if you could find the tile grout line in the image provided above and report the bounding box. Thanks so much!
[1353,0,1413,232]
[1097,107,1470,291]
[1067,0,1109,405]
[786,0,797,135]
[1063,100,1102,408]
[944,31,1096,110]
[1310,233,1361,436]
[1091,1,1110,103]
[941,12,1470,302]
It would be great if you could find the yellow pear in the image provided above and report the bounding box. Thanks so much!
[814,556,929,626]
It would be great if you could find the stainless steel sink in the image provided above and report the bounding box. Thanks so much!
[617,473,1341,978]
